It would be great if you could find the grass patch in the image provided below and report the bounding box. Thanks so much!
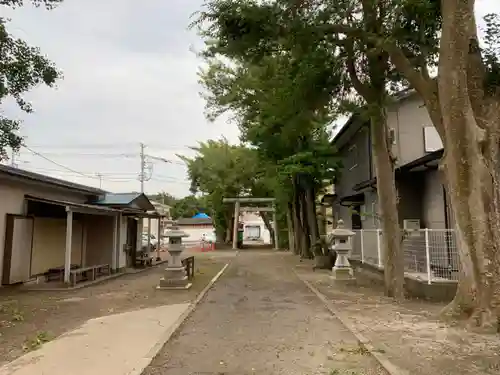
[23,331,51,352]
[338,343,370,355]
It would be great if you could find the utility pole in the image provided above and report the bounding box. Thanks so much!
[140,143,146,193]
[96,173,103,189]
[10,149,17,168]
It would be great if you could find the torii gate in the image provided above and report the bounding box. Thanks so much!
[223,197,278,250]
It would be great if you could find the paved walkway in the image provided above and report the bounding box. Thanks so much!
[0,304,190,375]
[144,251,386,375]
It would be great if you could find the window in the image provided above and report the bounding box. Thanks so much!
[348,145,358,170]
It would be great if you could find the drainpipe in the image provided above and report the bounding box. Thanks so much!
[442,185,452,269]
[367,121,373,180]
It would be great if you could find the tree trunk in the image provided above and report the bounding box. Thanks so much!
[305,184,322,256]
[291,186,303,255]
[286,202,296,253]
[300,190,313,258]
[371,107,405,300]
[436,0,500,327]
[260,211,275,248]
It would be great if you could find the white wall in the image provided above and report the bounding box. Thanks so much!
[179,225,214,245]
[0,178,89,284]
[243,221,271,244]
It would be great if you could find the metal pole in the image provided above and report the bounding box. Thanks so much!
[425,229,432,284]
[377,229,382,268]
[360,230,365,263]
[10,149,16,167]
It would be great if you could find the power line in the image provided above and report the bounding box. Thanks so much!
[17,151,138,158]
[150,177,191,185]
[27,142,192,150]
[24,166,139,178]
[21,145,100,180]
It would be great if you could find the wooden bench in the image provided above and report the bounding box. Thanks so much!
[45,264,79,282]
[182,256,195,280]
[70,266,96,287]
[69,264,111,286]
[94,264,111,277]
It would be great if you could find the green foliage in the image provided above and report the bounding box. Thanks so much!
[482,13,500,94]
[171,195,208,219]
[0,0,62,160]
[148,192,178,207]
[178,139,261,239]
[147,192,208,219]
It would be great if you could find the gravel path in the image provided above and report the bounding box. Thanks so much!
[0,253,228,366]
[144,250,386,375]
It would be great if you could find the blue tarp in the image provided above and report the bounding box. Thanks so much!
[192,212,210,219]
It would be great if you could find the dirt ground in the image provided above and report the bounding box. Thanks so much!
[0,252,230,366]
[292,257,500,375]
[144,250,387,375]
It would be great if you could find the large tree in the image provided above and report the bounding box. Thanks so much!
[385,1,500,326]
[198,42,341,258]
[196,0,500,325]
[1,0,62,160]
[194,0,405,298]
[178,139,260,242]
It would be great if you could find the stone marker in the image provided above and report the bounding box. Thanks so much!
[157,222,192,290]
[330,219,355,281]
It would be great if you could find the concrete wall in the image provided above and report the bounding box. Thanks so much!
[386,94,443,166]
[84,215,115,266]
[243,221,271,244]
[31,218,84,276]
[351,261,457,302]
[422,170,447,229]
[335,126,372,199]
[0,178,90,284]
[178,224,214,244]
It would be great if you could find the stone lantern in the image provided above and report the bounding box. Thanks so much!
[330,219,355,281]
[157,222,192,290]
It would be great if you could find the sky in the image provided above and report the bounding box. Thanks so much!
[2,0,499,198]
[2,0,239,198]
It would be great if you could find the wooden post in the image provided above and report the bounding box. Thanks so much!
[147,217,152,253]
[156,217,162,260]
[112,214,118,271]
[81,218,87,267]
[232,201,240,250]
[64,208,73,284]
[272,206,279,250]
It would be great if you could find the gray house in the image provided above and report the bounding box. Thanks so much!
[332,91,458,279]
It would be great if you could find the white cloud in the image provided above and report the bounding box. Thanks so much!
[3,0,238,197]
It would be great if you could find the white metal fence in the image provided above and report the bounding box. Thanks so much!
[349,229,459,284]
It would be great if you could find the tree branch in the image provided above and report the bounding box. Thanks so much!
[345,40,372,101]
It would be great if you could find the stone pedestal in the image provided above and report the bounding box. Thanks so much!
[156,224,192,290]
[332,248,355,281]
[330,220,355,282]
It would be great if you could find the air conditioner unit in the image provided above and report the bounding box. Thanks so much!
[403,219,421,230]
